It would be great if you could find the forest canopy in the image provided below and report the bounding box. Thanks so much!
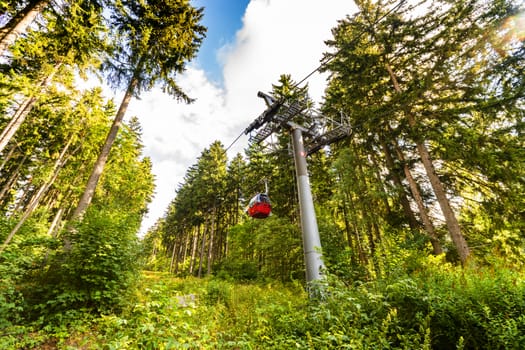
[0,0,524,348]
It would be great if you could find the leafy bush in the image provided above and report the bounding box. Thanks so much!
[215,259,259,281]
[0,214,56,329]
[0,243,27,329]
[240,257,525,349]
[4,262,524,349]
[281,262,525,349]
[204,278,233,306]
[25,207,143,324]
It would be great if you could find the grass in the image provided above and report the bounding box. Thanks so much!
[12,271,307,349]
[3,264,524,349]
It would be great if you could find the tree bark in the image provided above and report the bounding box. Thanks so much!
[0,143,16,172]
[47,207,64,237]
[0,64,59,153]
[169,241,177,273]
[369,151,392,215]
[393,142,443,255]
[0,136,71,253]
[0,154,27,203]
[69,75,139,221]
[177,229,191,274]
[198,223,207,278]
[354,158,377,257]
[189,225,199,275]
[0,98,35,153]
[385,62,469,264]
[345,190,368,265]
[206,208,216,275]
[41,206,65,267]
[0,0,49,56]
[414,140,468,261]
[174,236,185,275]
[380,139,420,230]
[340,202,354,256]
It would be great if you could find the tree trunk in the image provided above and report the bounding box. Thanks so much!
[385,62,469,264]
[0,64,59,153]
[0,136,71,253]
[393,142,443,255]
[169,241,177,273]
[0,0,49,56]
[215,208,225,261]
[369,151,392,216]
[69,75,139,221]
[0,144,16,172]
[174,236,185,275]
[345,190,368,265]
[414,140,468,261]
[353,151,381,258]
[47,207,65,237]
[224,223,229,258]
[41,206,65,267]
[0,154,27,203]
[198,223,207,278]
[41,188,58,213]
[206,209,215,275]
[11,181,32,214]
[340,202,355,261]
[189,225,199,275]
[0,98,35,153]
[178,230,191,274]
[380,138,420,230]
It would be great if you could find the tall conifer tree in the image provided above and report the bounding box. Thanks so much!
[71,0,206,221]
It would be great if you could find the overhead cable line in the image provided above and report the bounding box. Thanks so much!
[224,0,406,154]
[290,0,407,91]
[224,132,244,153]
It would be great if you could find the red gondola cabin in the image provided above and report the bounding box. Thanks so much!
[247,193,271,219]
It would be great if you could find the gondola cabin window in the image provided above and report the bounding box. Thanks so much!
[247,193,272,219]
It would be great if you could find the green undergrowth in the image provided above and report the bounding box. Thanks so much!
[2,261,525,349]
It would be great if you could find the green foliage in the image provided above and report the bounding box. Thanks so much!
[322,0,525,266]
[252,263,525,349]
[1,99,154,328]
[105,0,206,100]
[26,208,143,322]
[66,272,307,349]
[0,213,57,328]
[215,258,259,281]
[2,0,525,348]
[218,216,304,282]
[407,259,525,349]
[0,243,27,329]
[204,278,233,306]
[3,265,525,349]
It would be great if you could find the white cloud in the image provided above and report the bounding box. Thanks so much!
[135,0,357,235]
[224,0,357,109]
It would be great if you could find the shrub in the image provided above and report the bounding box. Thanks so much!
[25,207,143,324]
[252,261,525,349]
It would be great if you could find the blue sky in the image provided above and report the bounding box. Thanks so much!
[192,0,251,83]
[131,0,359,234]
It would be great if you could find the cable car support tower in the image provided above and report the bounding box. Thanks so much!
[244,91,350,288]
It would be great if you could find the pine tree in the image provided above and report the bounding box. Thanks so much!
[0,0,106,152]
[70,0,206,222]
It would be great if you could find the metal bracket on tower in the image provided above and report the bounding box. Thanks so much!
[244,99,281,137]
[306,122,351,155]
[245,91,351,155]
[245,91,311,145]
